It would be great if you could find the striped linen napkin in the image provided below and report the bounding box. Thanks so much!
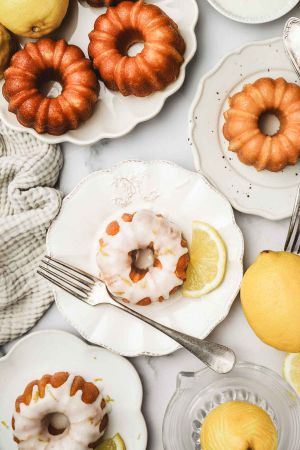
[0,122,63,344]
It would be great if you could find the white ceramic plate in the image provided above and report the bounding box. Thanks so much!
[0,330,147,450]
[46,160,244,357]
[205,0,299,24]
[189,37,300,221]
[0,0,198,145]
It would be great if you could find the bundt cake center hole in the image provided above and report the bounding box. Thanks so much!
[117,29,145,57]
[38,69,63,99]
[44,413,70,436]
[134,248,155,270]
[258,110,281,136]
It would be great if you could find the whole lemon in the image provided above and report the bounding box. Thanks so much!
[200,401,278,450]
[0,25,15,79]
[0,0,69,38]
[241,251,300,352]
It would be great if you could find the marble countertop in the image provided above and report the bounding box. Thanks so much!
[4,1,300,449]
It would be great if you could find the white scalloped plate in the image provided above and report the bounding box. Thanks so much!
[0,330,147,450]
[205,0,299,24]
[0,0,198,145]
[46,160,244,357]
[189,37,300,221]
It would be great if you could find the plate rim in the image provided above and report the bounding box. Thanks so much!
[0,0,199,145]
[0,329,148,450]
[46,160,244,357]
[189,36,297,221]
[205,0,299,24]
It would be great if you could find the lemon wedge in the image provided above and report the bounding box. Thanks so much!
[183,221,227,298]
[96,434,126,450]
[283,353,300,394]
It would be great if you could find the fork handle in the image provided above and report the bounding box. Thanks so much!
[112,300,236,374]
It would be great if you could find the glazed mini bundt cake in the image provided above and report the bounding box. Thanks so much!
[97,210,189,305]
[223,77,300,172]
[13,372,109,449]
[200,401,278,450]
[88,0,186,97]
[3,38,99,135]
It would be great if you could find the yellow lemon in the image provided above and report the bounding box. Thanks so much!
[183,221,227,298]
[200,401,278,450]
[241,251,300,352]
[0,0,69,38]
[283,353,300,395]
[96,434,126,450]
[0,25,15,79]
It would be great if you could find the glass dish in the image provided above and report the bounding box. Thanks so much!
[162,362,300,450]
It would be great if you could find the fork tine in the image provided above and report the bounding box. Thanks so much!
[285,185,300,251]
[37,270,88,302]
[291,220,300,253]
[38,265,91,296]
[44,255,97,282]
[41,258,94,288]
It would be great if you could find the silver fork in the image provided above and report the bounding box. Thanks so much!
[285,184,300,254]
[38,255,236,374]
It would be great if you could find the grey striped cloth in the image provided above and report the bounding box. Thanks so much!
[0,122,63,344]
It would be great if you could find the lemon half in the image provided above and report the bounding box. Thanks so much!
[96,434,126,450]
[283,353,300,395]
[183,221,227,298]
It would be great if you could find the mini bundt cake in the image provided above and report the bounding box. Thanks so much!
[223,77,300,172]
[97,210,189,305]
[3,38,99,135]
[88,0,186,97]
[12,372,109,449]
[87,0,124,6]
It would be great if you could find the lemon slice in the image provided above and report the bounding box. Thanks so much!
[96,434,126,450]
[183,221,227,298]
[283,353,300,394]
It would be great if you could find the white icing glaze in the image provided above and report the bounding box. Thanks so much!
[97,210,189,304]
[13,374,109,450]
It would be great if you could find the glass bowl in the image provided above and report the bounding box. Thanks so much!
[162,362,300,450]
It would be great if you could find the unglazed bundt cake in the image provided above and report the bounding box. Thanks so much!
[87,0,124,6]
[88,0,186,97]
[13,372,109,449]
[3,38,99,135]
[223,77,300,172]
[97,210,189,305]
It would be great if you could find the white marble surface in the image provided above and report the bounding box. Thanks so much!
[4,1,300,449]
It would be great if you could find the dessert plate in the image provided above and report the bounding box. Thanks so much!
[189,37,300,220]
[0,0,198,145]
[0,330,147,450]
[205,0,299,24]
[46,160,244,357]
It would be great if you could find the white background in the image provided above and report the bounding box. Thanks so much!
[5,1,300,449]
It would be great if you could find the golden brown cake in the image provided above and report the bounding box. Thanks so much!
[97,210,189,305]
[200,401,278,450]
[88,0,186,97]
[12,372,109,448]
[87,0,122,6]
[3,38,99,135]
[223,77,300,172]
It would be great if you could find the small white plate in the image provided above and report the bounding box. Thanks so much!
[0,0,198,145]
[206,0,299,24]
[0,330,147,450]
[46,160,244,357]
[189,37,300,221]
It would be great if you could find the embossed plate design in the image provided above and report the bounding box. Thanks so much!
[46,161,244,356]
